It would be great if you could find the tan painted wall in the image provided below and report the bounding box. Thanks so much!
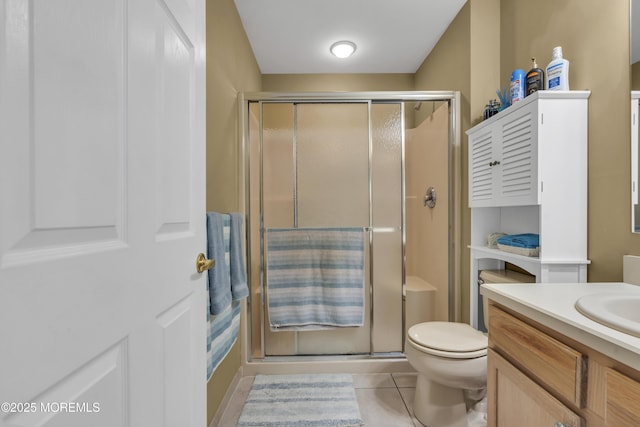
[499,0,640,281]
[207,0,262,214]
[205,0,261,424]
[414,3,473,322]
[262,73,414,92]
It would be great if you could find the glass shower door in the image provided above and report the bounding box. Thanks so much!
[254,101,404,357]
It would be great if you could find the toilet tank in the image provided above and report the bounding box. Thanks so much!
[404,276,437,340]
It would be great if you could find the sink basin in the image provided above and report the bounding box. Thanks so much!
[575,293,640,338]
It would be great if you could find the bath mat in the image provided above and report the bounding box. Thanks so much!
[237,373,364,427]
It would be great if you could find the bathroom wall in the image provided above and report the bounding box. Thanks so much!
[499,0,640,281]
[205,0,261,423]
[262,73,415,92]
[413,2,472,323]
[415,0,640,322]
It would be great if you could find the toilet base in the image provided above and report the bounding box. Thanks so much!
[413,374,481,427]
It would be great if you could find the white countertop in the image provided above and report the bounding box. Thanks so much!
[480,282,640,371]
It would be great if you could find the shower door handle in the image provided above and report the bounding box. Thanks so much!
[423,187,436,208]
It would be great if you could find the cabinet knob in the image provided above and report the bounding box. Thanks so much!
[489,160,501,167]
[554,423,571,427]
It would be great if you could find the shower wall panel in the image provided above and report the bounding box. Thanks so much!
[405,103,450,322]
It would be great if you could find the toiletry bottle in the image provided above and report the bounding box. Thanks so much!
[545,46,570,91]
[526,58,545,96]
[510,69,526,105]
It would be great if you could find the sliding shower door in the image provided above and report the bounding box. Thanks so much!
[248,100,404,357]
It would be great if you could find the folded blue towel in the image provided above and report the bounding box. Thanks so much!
[496,233,539,249]
[229,213,249,301]
[207,212,231,315]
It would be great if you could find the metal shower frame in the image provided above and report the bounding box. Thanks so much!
[238,91,461,361]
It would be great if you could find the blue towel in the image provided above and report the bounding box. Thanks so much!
[229,213,249,301]
[266,227,365,330]
[206,212,231,315]
[496,233,539,249]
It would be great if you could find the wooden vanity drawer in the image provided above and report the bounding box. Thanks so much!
[488,305,584,407]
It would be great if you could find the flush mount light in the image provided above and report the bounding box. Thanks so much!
[330,41,357,59]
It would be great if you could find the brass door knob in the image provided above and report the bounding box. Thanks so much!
[196,253,215,273]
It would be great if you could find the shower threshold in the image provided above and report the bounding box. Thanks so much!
[243,352,413,376]
[259,352,406,363]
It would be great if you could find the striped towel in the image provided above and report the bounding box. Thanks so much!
[207,301,240,381]
[206,213,244,380]
[266,227,365,331]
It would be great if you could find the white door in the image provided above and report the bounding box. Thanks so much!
[0,0,206,426]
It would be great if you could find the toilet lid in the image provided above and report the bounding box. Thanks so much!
[408,322,487,353]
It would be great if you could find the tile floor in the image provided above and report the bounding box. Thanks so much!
[216,372,423,427]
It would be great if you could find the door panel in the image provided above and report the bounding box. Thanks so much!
[156,1,193,237]
[0,0,206,425]
[2,0,126,267]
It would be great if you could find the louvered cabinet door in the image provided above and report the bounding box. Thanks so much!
[499,103,540,206]
[469,127,498,207]
[468,100,540,208]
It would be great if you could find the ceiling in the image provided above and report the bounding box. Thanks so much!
[233,0,468,74]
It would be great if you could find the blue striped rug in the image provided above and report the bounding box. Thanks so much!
[237,374,364,427]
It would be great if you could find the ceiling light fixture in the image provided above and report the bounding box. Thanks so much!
[330,41,357,59]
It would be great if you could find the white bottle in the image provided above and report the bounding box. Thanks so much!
[545,46,570,91]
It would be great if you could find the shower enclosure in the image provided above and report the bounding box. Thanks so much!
[239,92,460,361]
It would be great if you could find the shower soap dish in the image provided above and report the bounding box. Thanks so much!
[496,233,540,257]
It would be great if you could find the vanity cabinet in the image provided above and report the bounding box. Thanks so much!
[488,302,640,427]
[605,367,640,425]
[487,349,582,427]
[468,91,591,329]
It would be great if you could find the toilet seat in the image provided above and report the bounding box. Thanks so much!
[407,322,487,359]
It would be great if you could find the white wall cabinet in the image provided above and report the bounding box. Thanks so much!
[467,91,590,329]
[469,99,540,207]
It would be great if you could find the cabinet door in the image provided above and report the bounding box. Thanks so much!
[488,349,582,427]
[606,368,640,425]
[498,102,539,206]
[468,101,539,208]
[469,127,497,207]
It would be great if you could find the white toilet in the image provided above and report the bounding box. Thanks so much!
[404,269,534,427]
[405,321,487,427]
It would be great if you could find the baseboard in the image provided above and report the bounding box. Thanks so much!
[209,366,243,427]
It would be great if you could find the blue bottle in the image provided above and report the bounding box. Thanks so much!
[510,69,526,105]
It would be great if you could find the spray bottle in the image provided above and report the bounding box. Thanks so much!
[510,69,526,105]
